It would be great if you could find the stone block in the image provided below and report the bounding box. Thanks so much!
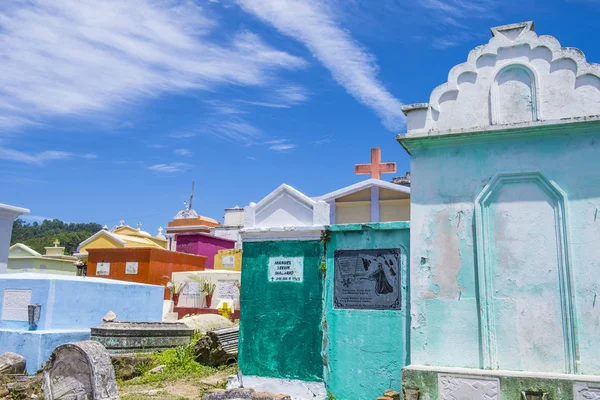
[91,321,194,353]
[384,389,400,400]
[0,352,26,375]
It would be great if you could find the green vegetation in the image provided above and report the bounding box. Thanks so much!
[119,334,237,400]
[11,218,102,255]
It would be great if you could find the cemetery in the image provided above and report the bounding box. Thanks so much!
[0,18,599,400]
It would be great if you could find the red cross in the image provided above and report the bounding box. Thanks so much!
[354,148,397,180]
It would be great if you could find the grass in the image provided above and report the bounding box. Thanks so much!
[118,332,237,399]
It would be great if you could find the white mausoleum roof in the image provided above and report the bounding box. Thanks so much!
[400,21,600,138]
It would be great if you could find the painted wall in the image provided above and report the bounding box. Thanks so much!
[214,248,242,272]
[173,270,240,309]
[0,204,28,273]
[176,233,235,269]
[7,258,76,275]
[324,222,410,400]
[87,248,206,299]
[408,130,600,375]
[239,240,324,382]
[0,273,163,373]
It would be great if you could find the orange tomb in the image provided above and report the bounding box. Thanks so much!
[86,247,206,299]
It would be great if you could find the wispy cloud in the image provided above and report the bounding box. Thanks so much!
[265,139,296,152]
[0,0,306,131]
[169,132,197,139]
[148,162,191,173]
[314,135,332,145]
[148,144,168,149]
[236,0,404,131]
[240,84,309,109]
[0,147,97,165]
[174,149,192,156]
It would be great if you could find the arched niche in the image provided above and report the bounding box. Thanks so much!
[491,64,539,125]
[474,172,577,374]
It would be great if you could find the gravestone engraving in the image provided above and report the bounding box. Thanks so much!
[182,280,201,300]
[217,280,238,299]
[43,340,119,400]
[268,257,303,283]
[333,249,401,310]
[438,375,499,400]
[2,289,32,321]
[125,262,138,275]
[574,383,600,400]
[96,263,110,276]
[222,255,235,268]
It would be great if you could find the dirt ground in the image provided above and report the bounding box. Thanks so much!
[119,370,231,400]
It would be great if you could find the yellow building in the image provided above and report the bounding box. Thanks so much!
[8,241,78,275]
[74,222,168,260]
[214,248,242,272]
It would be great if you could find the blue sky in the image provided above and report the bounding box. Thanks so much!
[1,0,599,234]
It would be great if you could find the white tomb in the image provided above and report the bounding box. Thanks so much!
[0,204,29,274]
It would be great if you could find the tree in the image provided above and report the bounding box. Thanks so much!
[10,218,102,255]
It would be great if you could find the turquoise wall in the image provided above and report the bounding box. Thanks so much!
[408,129,600,375]
[324,222,410,400]
[239,240,324,382]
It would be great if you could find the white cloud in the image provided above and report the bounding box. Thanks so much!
[265,138,296,152]
[236,0,404,131]
[241,85,310,108]
[174,149,192,156]
[0,146,97,165]
[148,162,190,173]
[0,0,306,130]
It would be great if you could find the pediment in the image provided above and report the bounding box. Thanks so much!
[244,184,329,229]
[402,21,600,136]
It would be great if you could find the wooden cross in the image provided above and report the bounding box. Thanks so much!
[53,239,60,247]
[217,302,232,320]
[354,148,396,180]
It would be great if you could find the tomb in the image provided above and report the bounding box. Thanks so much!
[398,21,600,398]
[86,247,206,299]
[42,340,118,400]
[237,184,329,398]
[8,241,77,275]
[172,269,241,320]
[313,148,410,224]
[322,222,410,399]
[175,233,236,269]
[0,203,29,274]
[165,183,222,251]
[0,273,163,373]
[213,206,245,248]
[74,222,168,262]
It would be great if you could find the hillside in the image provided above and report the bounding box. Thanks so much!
[11,218,102,255]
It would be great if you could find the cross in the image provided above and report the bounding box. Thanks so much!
[119,220,125,227]
[218,302,233,320]
[354,148,396,180]
[137,222,142,230]
[158,227,163,236]
[53,239,60,247]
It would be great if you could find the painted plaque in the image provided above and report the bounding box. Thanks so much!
[96,262,110,276]
[1,289,32,321]
[181,281,200,300]
[216,280,238,299]
[268,257,303,283]
[222,255,235,268]
[334,249,401,310]
[125,262,138,275]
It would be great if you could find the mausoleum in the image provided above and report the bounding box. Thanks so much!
[8,241,77,275]
[0,273,163,373]
[399,21,600,399]
[0,203,29,274]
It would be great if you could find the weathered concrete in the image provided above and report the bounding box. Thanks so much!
[0,352,26,375]
[90,321,193,353]
[43,340,118,400]
[323,222,410,400]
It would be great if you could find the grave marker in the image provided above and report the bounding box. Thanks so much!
[42,340,119,400]
[1,289,32,321]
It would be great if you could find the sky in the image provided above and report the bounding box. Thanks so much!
[1,0,599,234]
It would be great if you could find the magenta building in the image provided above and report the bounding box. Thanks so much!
[175,233,235,269]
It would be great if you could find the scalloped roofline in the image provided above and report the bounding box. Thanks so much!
[402,20,600,133]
